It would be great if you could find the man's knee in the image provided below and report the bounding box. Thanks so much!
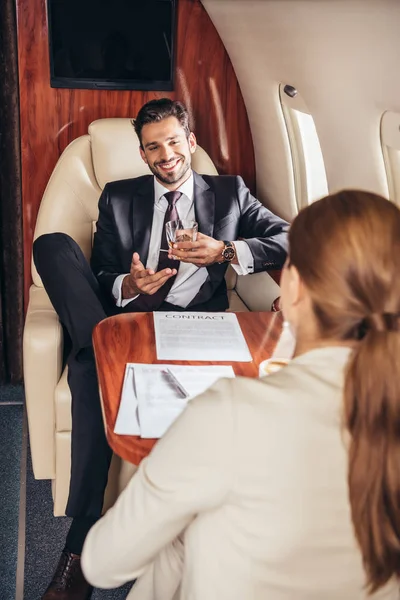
[33,232,73,259]
[33,232,79,271]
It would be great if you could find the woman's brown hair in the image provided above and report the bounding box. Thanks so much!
[289,190,400,593]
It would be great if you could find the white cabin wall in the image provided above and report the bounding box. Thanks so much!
[201,0,400,220]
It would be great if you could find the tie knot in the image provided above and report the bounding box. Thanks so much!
[164,190,182,207]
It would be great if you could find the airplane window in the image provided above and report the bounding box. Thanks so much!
[279,84,328,210]
[381,111,400,205]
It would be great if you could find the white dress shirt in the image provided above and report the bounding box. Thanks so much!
[112,173,254,308]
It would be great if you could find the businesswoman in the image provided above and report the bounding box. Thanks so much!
[82,190,400,600]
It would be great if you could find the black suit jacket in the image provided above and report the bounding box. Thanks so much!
[91,171,289,309]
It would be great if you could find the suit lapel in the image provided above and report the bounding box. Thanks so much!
[193,172,215,238]
[131,176,154,266]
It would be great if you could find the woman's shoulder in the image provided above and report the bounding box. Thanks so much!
[187,346,351,421]
[187,372,295,420]
[226,347,350,408]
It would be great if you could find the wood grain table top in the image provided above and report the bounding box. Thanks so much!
[93,311,283,465]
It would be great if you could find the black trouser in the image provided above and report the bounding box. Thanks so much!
[33,232,223,518]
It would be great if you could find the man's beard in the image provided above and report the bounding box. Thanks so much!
[150,156,191,186]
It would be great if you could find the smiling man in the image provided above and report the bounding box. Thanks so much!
[33,98,289,600]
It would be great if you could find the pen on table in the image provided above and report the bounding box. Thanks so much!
[163,369,189,398]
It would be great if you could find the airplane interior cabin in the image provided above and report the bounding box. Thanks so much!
[1,1,400,599]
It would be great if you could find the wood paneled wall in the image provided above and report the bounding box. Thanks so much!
[17,0,256,304]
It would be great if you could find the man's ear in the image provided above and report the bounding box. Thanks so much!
[188,132,197,155]
[139,147,148,164]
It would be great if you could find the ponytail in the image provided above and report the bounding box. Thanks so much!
[344,315,400,592]
[288,189,400,590]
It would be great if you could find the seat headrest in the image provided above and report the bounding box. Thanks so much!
[89,118,218,189]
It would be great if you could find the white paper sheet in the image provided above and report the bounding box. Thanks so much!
[113,364,140,435]
[153,311,252,362]
[114,364,235,438]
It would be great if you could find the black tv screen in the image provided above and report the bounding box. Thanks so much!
[47,0,176,90]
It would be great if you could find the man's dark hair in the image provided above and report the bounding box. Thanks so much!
[133,98,190,148]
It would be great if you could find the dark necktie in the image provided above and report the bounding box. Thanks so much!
[157,190,182,269]
[131,190,182,311]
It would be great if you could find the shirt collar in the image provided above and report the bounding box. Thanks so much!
[154,172,194,205]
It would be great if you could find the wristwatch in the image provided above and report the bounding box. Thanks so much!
[221,241,236,263]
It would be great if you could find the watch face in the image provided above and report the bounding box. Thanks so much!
[223,246,236,261]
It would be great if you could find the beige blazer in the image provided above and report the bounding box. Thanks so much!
[82,346,399,600]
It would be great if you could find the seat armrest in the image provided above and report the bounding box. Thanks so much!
[235,271,281,312]
[23,285,64,479]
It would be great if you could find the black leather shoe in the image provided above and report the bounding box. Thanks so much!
[41,550,93,599]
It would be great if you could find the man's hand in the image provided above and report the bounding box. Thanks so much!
[122,253,177,299]
[168,233,228,267]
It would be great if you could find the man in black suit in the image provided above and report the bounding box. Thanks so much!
[34,98,289,599]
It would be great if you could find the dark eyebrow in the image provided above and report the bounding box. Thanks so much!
[144,135,180,149]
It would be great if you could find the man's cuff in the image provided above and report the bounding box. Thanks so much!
[112,274,139,307]
[231,241,254,275]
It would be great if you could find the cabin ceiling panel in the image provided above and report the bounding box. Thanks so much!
[202,0,400,219]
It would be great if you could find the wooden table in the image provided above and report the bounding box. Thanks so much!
[93,311,283,465]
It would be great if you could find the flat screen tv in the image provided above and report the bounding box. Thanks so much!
[47,0,176,91]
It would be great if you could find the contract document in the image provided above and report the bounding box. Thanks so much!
[114,364,235,438]
[153,311,252,361]
[114,364,141,436]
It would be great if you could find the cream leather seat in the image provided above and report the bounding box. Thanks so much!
[23,118,281,516]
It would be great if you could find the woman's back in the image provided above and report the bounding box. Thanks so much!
[178,346,398,600]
